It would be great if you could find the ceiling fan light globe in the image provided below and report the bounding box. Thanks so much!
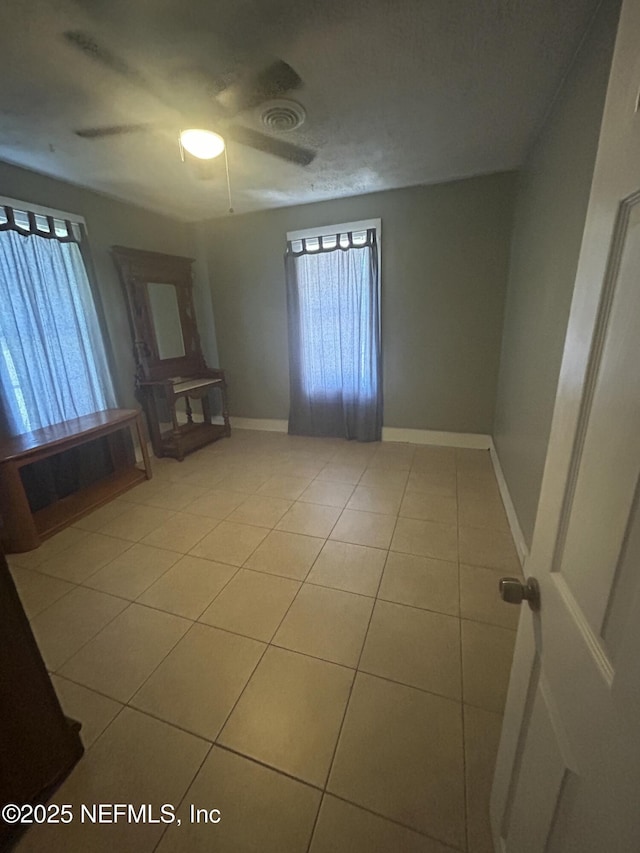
[180,129,225,160]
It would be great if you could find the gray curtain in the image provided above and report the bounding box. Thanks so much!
[0,218,116,437]
[285,228,382,442]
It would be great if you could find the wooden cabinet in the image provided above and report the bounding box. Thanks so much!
[111,246,230,460]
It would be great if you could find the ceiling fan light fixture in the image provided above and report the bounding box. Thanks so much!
[180,129,225,159]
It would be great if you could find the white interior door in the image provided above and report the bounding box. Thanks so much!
[491,2,640,851]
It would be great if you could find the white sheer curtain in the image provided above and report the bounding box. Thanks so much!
[0,225,116,436]
[285,229,382,441]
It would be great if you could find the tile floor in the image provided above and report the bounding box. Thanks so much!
[9,430,521,853]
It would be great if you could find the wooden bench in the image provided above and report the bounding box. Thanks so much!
[0,409,151,553]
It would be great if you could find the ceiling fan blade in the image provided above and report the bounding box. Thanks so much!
[226,125,315,166]
[75,123,152,139]
[220,60,303,113]
[63,30,177,111]
[63,30,147,87]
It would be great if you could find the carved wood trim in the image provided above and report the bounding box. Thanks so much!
[111,245,206,381]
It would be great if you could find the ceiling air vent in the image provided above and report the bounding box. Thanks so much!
[260,99,306,133]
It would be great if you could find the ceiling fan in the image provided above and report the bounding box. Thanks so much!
[62,30,316,174]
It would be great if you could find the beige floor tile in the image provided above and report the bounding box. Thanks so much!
[219,646,354,787]
[182,489,247,520]
[457,467,500,493]
[131,623,265,740]
[316,463,365,484]
[140,512,218,553]
[30,586,128,671]
[73,498,132,532]
[330,509,396,549]
[276,502,341,537]
[413,445,456,469]
[9,566,74,619]
[177,468,226,489]
[277,460,326,479]
[51,674,122,748]
[368,446,415,471]
[462,620,517,714]
[37,532,133,584]
[257,475,312,500]
[199,569,300,641]
[391,517,458,562]
[361,600,461,699]
[359,468,408,489]
[137,556,237,619]
[458,490,509,532]
[379,552,459,616]
[310,795,449,853]
[141,483,210,511]
[214,470,272,493]
[406,470,457,497]
[464,704,503,853]
[328,673,465,848]
[455,448,493,474]
[298,480,355,508]
[190,521,269,565]
[306,540,386,596]
[84,544,180,600]
[459,526,519,572]
[226,494,293,528]
[399,491,458,525]
[331,448,378,467]
[273,585,373,667]
[346,485,403,516]
[456,473,502,504]
[460,563,520,629]
[16,707,209,853]
[59,603,191,702]
[6,527,89,570]
[99,505,177,543]
[122,477,167,504]
[244,530,324,580]
[176,468,225,489]
[157,747,321,853]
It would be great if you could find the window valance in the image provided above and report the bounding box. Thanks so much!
[0,204,82,243]
[287,229,375,257]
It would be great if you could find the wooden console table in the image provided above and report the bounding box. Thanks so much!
[138,372,231,461]
[0,409,151,553]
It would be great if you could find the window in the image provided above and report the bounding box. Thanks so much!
[285,218,382,442]
[0,198,116,436]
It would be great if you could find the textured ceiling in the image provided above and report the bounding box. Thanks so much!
[0,0,600,221]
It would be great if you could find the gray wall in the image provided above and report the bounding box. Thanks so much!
[493,0,619,546]
[0,161,196,408]
[204,172,516,433]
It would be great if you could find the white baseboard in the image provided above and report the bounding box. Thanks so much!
[232,417,288,432]
[382,427,491,449]
[489,439,529,568]
[230,417,491,449]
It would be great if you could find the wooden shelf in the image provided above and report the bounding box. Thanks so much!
[33,466,147,540]
[0,409,152,553]
[158,421,228,458]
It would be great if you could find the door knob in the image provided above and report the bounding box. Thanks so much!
[499,577,540,611]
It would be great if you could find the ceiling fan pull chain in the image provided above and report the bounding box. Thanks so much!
[224,147,234,215]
